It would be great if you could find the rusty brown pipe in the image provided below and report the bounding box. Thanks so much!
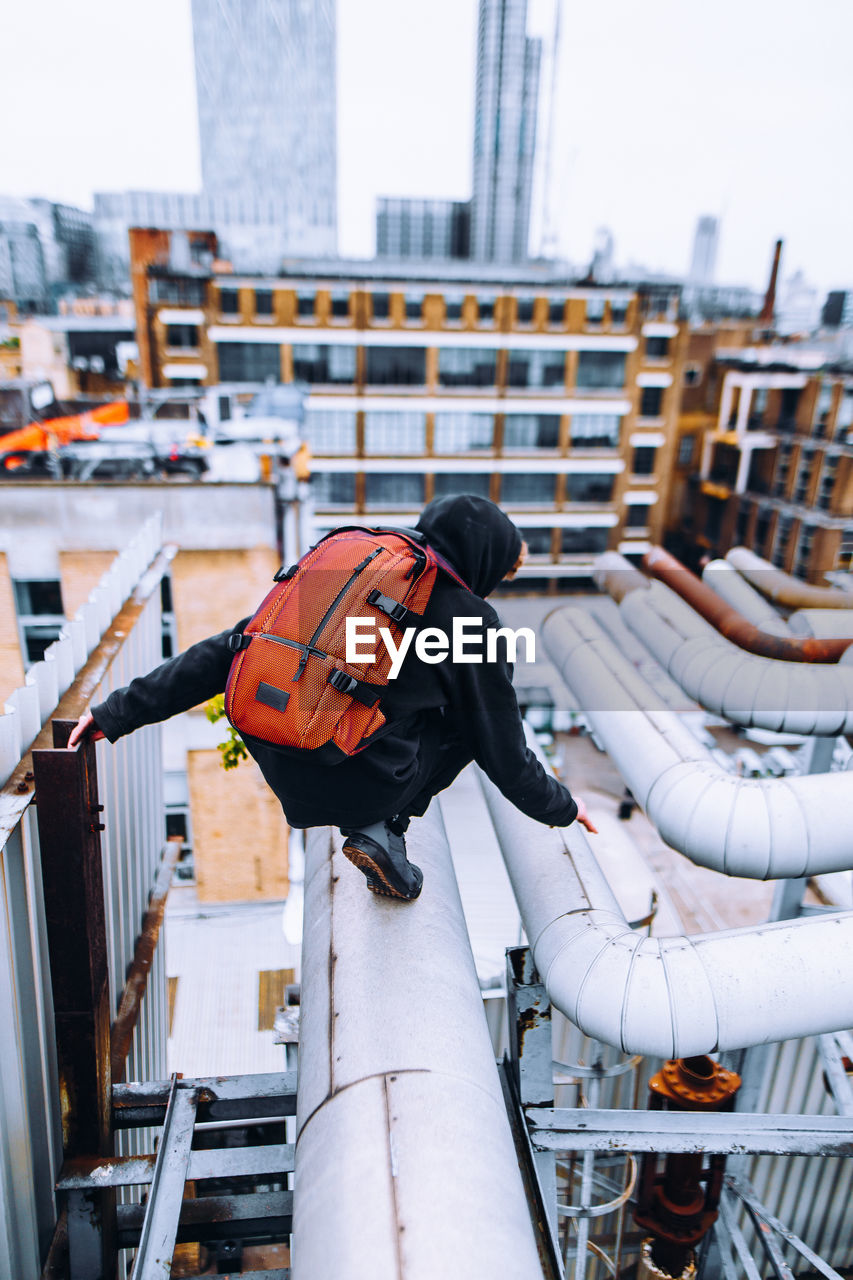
[727,546,853,610]
[643,547,853,663]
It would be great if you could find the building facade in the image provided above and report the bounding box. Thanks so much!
[470,0,541,263]
[376,198,471,261]
[130,236,686,585]
[667,335,853,580]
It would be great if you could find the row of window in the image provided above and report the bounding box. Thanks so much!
[215,342,644,393]
[309,471,634,506]
[216,288,632,329]
[303,410,631,454]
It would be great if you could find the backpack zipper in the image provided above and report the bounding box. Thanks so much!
[291,548,382,681]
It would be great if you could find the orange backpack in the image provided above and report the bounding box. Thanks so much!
[224,526,468,764]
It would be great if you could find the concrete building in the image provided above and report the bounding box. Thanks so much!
[686,215,719,291]
[376,198,471,261]
[94,0,338,283]
[470,0,541,263]
[667,335,853,581]
[0,196,97,311]
[130,231,686,584]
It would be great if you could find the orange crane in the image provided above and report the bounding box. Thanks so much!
[0,402,129,470]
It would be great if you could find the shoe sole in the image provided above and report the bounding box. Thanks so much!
[342,841,421,901]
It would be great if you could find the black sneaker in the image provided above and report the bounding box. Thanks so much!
[341,823,423,901]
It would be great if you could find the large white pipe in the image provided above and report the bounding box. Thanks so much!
[619,579,853,734]
[727,546,853,609]
[477,768,853,1058]
[293,811,542,1280]
[542,607,853,878]
[702,559,792,637]
[788,609,853,639]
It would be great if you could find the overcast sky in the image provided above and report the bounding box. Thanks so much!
[2,0,851,293]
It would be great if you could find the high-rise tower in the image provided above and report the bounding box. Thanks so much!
[470,0,541,263]
[191,0,337,253]
[687,215,720,290]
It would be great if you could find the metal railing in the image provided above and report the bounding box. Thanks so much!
[0,521,171,1279]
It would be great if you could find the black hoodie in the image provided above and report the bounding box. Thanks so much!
[92,496,578,830]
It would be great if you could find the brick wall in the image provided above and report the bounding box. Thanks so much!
[187,748,289,902]
[170,547,279,651]
[59,550,117,618]
[0,555,25,703]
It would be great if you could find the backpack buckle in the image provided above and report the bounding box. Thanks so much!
[228,632,250,653]
[274,564,299,582]
[329,669,358,695]
[367,589,408,624]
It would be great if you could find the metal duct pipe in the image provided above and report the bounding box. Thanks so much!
[542,607,853,878]
[592,549,651,602]
[477,764,853,1059]
[293,812,542,1280]
[701,559,792,637]
[788,609,853,639]
[726,546,853,610]
[644,546,853,662]
[618,578,853,734]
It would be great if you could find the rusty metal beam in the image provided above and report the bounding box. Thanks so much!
[110,837,181,1084]
[32,719,116,1280]
[644,546,853,663]
[0,546,176,848]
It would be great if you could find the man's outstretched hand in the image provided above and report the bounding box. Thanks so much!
[67,710,105,750]
[574,797,598,835]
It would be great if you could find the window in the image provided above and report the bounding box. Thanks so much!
[330,290,349,320]
[683,364,702,388]
[570,415,621,448]
[645,335,670,358]
[773,513,794,567]
[444,294,464,323]
[217,342,281,383]
[566,473,615,503]
[793,445,815,503]
[503,415,560,449]
[365,346,426,385]
[372,292,390,321]
[220,288,239,315]
[161,575,177,658]
[794,523,816,578]
[255,289,273,316]
[432,472,491,500]
[548,297,566,326]
[639,386,664,417]
[433,413,494,452]
[519,527,554,555]
[404,292,423,323]
[835,391,853,441]
[166,324,199,349]
[364,472,425,507]
[438,347,496,388]
[817,454,839,511]
[477,294,496,324]
[754,505,773,556]
[560,527,610,555]
[516,296,535,325]
[632,446,656,475]
[297,291,315,318]
[13,579,64,667]
[506,349,566,389]
[149,277,206,305]
[292,344,356,385]
[310,472,356,504]
[773,441,793,497]
[501,473,558,505]
[677,435,695,466]
[624,502,651,530]
[304,410,357,453]
[610,299,628,327]
[364,412,426,454]
[814,382,833,435]
[576,351,626,390]
[585,296,605,325]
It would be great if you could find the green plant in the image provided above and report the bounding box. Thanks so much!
[205,694,249,770]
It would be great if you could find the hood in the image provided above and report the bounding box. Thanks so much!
[415,495,522,598]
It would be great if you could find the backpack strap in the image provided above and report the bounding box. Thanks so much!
[328,668,383,707]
